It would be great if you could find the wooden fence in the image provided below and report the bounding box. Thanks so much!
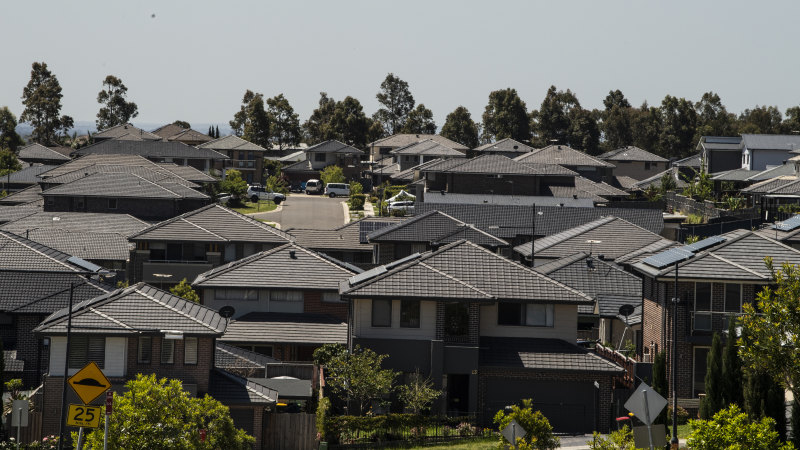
[2,411,43,444]
[262,413,317,450]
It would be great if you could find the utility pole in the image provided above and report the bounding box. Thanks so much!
[670,262,679,449]
[58,283,75,450]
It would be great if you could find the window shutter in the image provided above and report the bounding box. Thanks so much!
[69,336,88,369]
[88,337,106,369]
[161,339,175,364]
[184,337,198,365]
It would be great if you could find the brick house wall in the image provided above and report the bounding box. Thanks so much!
[43,196,209,221]
[9,314,49,387]
[302,291,347,321]
[435,302,480,345]
[126,336,214,393]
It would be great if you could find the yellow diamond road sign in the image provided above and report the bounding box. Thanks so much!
[68,361,111,405]
[66,404,102,428]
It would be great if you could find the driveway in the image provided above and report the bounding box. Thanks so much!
[249,193,345,230]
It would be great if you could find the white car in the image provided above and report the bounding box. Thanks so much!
[387,201,415,214]
[324,183,350,198]
[305,179,324,195]
[247,185,286,204]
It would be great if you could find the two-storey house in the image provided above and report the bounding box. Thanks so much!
[282,140,364,186]
[198,135,268,184]
[598,146,669,181]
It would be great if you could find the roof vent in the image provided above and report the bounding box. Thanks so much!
[573,195,578,199]
[289,250,296,259]
[513,145,519,150]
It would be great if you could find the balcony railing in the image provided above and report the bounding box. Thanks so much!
[691,311,740,333]
[224,159,256,169]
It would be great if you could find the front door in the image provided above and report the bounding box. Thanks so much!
[446,374,470,416]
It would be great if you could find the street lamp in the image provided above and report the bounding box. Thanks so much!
[670,261,679,449]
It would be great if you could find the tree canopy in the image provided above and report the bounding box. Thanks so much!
[169,278,200,302]
[96,75,139,130]
[321,344,397,415]
[440,106,479,149]
[230,90,271,148]
[402,104,436,134]
[0,149,22,177]
[481,88,530,143]
[373,73,415,136]
[0,107,25,152]
[266,94,301,149]
[20,62,73,145]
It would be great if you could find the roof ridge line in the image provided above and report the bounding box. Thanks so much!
[136,287,220,331]
[417,261,494,298]
[218,206,294,240]
[704,252,768,279]
[179,217,227,240]
[8,233,80,272]
[88,307,135,330]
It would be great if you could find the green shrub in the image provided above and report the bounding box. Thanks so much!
[666,405,690,425]
[349,193,366,211]
[685,213,704,224]
[316,396,331,441]
[349,181,364,195]
[587,425,634,450]
[493,399,559,450]
[687,404,794,450]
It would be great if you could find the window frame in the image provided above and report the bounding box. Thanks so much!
[68,335,105,369]
[724,283,742,313]
[694,282,713,331]
[371,299,392,327]
[184,337,198,365]
[693,346,711,396]
[497,302,554,327]
[108,198,118,210]
[138,336,152,364]
[161,338,175,364]
[399,300,420,328]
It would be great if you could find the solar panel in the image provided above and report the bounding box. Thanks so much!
[66,256,103,273]
[348,266,387,285]
[773,215,800,232]
[684,236,727,252]
[358,220,394,243]
[642,247,694,269]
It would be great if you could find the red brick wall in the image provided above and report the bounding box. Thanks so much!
[126,336,214,393]
[303,291,347,321]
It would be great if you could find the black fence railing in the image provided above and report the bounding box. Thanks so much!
[677,217,764,242]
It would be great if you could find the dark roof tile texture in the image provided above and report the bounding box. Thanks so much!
[479,337,623,373]
[220,312,348,344]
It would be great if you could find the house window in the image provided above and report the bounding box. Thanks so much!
[400,300,420,328]
[644,162,651,170]
[138,336,152,364]
[45,196,54,207]
[314,153,326,162]
[166,243,182,261]
[693,346,710,396]
[694,282,712,331]
[444,302,469,337]
[371,299,392,327]
[108,198,117,210]
[215,289,259,301]
[497,303,554,327]
[69,336,105,369]
[161,339,175,364]
[724,284,741,313]
[322,292,344,303]
[184,337,198,365]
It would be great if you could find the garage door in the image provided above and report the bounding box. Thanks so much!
[484,378,596,434]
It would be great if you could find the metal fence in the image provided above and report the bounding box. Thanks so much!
[677,217,764,242]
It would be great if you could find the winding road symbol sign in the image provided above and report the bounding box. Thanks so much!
[68,362,111,404]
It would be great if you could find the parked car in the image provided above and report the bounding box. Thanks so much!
[305,179,324,195]
[247,185,286,204]
[290,181,307,193]
[216,192,233,205]
[387,201,415,214]
[324,183,350,198]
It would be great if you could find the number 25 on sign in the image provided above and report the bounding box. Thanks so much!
[67,404,102,428]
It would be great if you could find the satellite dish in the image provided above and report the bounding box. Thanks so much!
[618,304,635,318]
[219,306,235,319]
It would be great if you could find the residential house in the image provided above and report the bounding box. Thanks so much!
[534,253,643,349]
[198,135,269,184]
[515,145,615,182]
[0,230,112,387]
[741,176,800,220]
[368,133,469,162]
[0,185,44,207]
[192,243,359,361]
[282,140,365,186]
[74,139,228,173]
[340,240,623,433]
[91,123,162,142]
[151,124,214,146]
[740,134,800,171]
[390,139,466,171]
[754,215,800,249]
[629,230,800,409]
[696,136,741,173]
[598,146,669,180]
[17,143,71,166]
[127,204,294,286]
[473,138,535,158]
[0,165,57,192]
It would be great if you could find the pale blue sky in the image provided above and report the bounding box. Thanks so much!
[2,0,799,130]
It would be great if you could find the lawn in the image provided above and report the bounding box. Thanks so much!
[231,200,279,215]
[407,437,496,450]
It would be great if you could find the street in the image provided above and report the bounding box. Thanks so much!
[249,193,346,230]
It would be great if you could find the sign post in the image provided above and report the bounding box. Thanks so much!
[66,362,112,449]
[501,419,526,449]
[12,400,28,450]
[624,382,668,450]
[103,391,113,450]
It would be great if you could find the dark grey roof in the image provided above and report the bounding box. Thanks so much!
[248,377,312,399]
[215,342,280,371]
[711,168,761,181]
[220,312,347,345]
[39,154,181,179]
[413,204,664,238]
[422,192,594,208]
[3,351,24,372]
[209,369,277,404]
[367,210,508,247]
[23,229,131,262]
[3,165,57,184]
[598,146,668,163]
[575,177,630,198]
[75,139,228,160]
[156,163,217,183]
[193,243,360,289]
[633,169,688,190]
[42,163,199,188]
[0,230,100,272]
[515,216,671,260]
[544,185,606,203]
[288,218,402,251]
[35,282,227,335]
[92,123,162,141]
[0,211,149,237]
[150,123,187,139]
[699,136,742,151]
[369,134,469,151]
[742,176,799,195]
[474,138,535,154]
[515,145,615,168]
[0,185,43,206]
[747,163,795,181]
[390,139,465,157]
[631,229,800,281]
[742,134,800,151]
[612,176,640,190]
[41,172,208,200]
[422,154,574,176]
[305,140,364,155]
[0,204,40,222]
[130,204,293,243]
[165,128,214,144]
[341,240,593,304]
[672,153,702,168]
[0,272,111,314]
[479,337,623,373]
[17,144,71,162]
[281,159,317,173]
[197,135,267,152]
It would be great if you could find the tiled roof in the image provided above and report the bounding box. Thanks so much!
[747,164,795,181]
[150,123,187,139]
[367,210,508,247]
[598,146,668,163]
[390,139,465,157]
[711,168,761,181]
[35,282,227,335]
[24,229,131,262]
[413,204,664,238]
[167,128,213,144]
[544,185,606,203]
[38,154,203,188]
[41,172,208,200]
[741,176,799,195]
[0,211,149,237]
[0,204,40,222]
[515,145,615,168]
[672,153,702,168]
[699,136,742,151]
[479,337,624,373]
[369,134,469,151]
[2,165,57,184]
[193,243,360,289]
[17,144,71,162]
[422,192,594,208]
[574,177,630,197]
[130,204,293,243]
[156,163,216,183]
[422,154,570,176]
[3,351,24,372]
[198,135,267,152]
[612,176,640,190]
[0,185,43,206]
[514,216,669,260]
[75,139,227,160]
[248,377,312,399]
[281,160,317,173]
[209,369,277,404]
[220,312,347,344]
[633,169,688,190]
[305,140,364,154]
[0,272,111,314]
[93,123,162,140]
[215,342,280,370]
[341,240,594,304]
[474,138,535,154]
[0,230,98,272]
[742,134,800,151]
[288,218,402,251]
[42,163,199,188]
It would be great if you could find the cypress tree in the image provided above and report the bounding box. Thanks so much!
[652,351,668,424]
[699,333,723,419]
[722,320,743,407]
[766,373,787,440]
[745,369,787,440]
[215,125,220,138]
[208,125,213,136]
